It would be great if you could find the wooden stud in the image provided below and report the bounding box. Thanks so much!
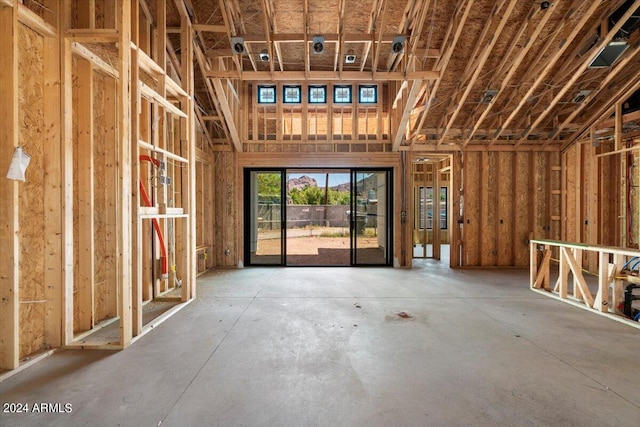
[0,2,19,370]
[179,11,196,299]
[450,153,461,267]
[42,0,62,350]
[595,251,609,312]
[61,1,74,345]
[76,57,95,332]
[130,0,142,337]
[103,76,117,318]
[116,0,132,348]
[612,253,625,314]
[433,160,441,260]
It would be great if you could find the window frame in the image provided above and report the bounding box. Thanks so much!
[308,85,327,104]
[257,85,277,104]
[333,85,353,104]
[358,85,377,104]
[283,85,302,104]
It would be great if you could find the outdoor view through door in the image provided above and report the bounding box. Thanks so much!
[245,168,392,266]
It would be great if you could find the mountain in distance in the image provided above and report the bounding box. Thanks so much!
[287,175,372,193]
[330,182,350,192]
[286,175,318,192]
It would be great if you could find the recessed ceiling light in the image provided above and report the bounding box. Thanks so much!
[230,36,245,54]
[391,35,405,53]
[345,50,356,63]
[312,35,324,54]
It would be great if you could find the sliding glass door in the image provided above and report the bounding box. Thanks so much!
[244,168,392,266]
[352,170,391,265]
[245,170,284,265]
[285,169,351,266]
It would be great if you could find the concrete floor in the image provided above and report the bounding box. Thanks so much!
[1,263,639,426]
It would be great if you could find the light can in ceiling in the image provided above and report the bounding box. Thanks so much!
[312,35,325,54]
[230,36,245,54]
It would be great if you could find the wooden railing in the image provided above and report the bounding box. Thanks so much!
[529,239,640,329]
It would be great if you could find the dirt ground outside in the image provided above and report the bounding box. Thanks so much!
[253,226,386,265]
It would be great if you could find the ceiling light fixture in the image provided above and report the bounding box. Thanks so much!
[312,35,325,54]
[259,49,269,61]
[230,36,245,54]
[391,35,405,53]
[540,1,551,10]
[345,49,356,63]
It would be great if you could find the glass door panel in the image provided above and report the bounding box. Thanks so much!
[352,170,390,265]
[285,169,351,266]
[246,170,283,265]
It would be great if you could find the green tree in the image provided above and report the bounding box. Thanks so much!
[304,186,324,204]
[331,190,350,205]
[257,173,281,203]
[289,187,304,204]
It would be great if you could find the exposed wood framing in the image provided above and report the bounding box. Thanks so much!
[43,0,63,352]
[211,78,243,152]
[116,0,133,348]
[0,2,19,370]
[392,79,422,150]
[76,58,95,333]
[440,0,519,147]
[205,70,439,81]
[493,1,605,143]
[17,2,56,37]
[463,5,552,146]
[531,239,640,329]
[516,0,640,146]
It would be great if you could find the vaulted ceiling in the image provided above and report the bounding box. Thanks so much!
[169,0,640,151]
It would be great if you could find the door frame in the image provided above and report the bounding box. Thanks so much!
[243,167,393,266]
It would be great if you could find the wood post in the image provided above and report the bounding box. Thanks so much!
[77,57,95,332]
[43,0,63,350]
[116,0,133,348]
[0,1,20,370]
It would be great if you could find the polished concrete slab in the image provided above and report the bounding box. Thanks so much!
[1,263,639,426]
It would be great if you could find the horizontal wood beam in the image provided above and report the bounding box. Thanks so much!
[66,28,119,42]
[193,24,226,32]
[139,82,187,118]
[18,3,56,37]
[407,142,561,152]
[205,70,439,81]
[596,110,640,129]
[165,75,189,98]
[138,140,189,163]
[136,45,164,75]
[241,33,404,43]
[71,42,118,78]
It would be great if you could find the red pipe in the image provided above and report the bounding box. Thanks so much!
[139,155,168,275]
